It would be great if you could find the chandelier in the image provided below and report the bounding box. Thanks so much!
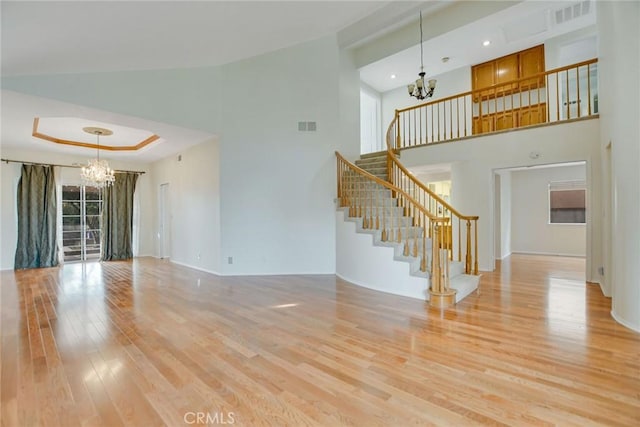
[407,11,436,100]
[81,127,115,187]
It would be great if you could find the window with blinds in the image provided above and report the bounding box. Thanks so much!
[548,180,586,224]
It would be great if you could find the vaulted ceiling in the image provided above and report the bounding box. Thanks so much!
[1,1,596,163]
[1,1,390,76]
[1,1,395,161]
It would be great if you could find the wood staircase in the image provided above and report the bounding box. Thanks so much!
[337,151,480,305]
[354,151,387,180]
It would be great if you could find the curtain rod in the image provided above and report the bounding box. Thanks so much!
[1,158,146,175]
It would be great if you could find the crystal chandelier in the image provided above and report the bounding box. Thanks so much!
[407,11,436,100]
[81,127,115,187]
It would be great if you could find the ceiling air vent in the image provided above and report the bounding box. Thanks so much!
[555,0,591,25]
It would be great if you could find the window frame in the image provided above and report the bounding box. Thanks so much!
[548,180,586,225]
[61,184,103,262]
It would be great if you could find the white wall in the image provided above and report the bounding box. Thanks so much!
[360,82,382,154]
[500,172,512,259]
[0,161,20,270]
[0,148,153,270]
[339,47,362,163]
[597,1,640,331]
[381,66,472,133]
[544,25,598,70]
[218,35,354,275]
[510,164,586,257]
[336,210,428,300]
[2,35,360,276]
[398,118,600,276]
[494,171,512,260]
[150,138,221,273]
[414,170,450,183]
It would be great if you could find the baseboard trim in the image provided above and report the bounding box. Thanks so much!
[336,272,373,291]
[596,281,611,298]
[169,259,333,277]
[223,271,335,277]
[511,251,586,258]
[611,310,640,333]
[586,280,612,298]
[335,272,428,301]
[170,259,222,277]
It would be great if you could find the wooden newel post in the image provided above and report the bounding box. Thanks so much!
[465,220,472,274]
[429,220,457,309]
[336,157,341,203]
[431,224,441,292]
[474,220,479,275]
[395,110,401,149]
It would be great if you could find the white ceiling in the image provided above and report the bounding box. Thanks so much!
[1,1,390,76]
[360,0,597,93]
[1,90,214,163]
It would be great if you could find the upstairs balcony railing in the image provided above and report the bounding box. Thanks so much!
[391,58,598,150]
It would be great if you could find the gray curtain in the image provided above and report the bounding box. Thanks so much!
[102,173,138,261]
[14,164,58,269]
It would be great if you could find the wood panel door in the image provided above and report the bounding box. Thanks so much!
[519,45,545,89]
[495,55,519,95]
[519,103,547,127]
[473,61,495,101]
[473,116,494,134]
[495,112,516,131]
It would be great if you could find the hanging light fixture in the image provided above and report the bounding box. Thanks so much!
[407,11,436,100]
[81,127,115,187]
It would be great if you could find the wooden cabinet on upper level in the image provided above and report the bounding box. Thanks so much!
[472,45,546,135]
[519,45,545,89]
[472,104,547,135]
[495,54,519,92]
[472,45,545,97]
[473,61,496,100]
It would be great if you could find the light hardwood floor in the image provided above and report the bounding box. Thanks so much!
[1,254,639,426]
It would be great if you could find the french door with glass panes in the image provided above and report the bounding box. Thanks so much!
[62,185,102,262]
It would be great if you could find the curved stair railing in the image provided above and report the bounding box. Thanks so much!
[336,152,456,307]
[385,113,480,276]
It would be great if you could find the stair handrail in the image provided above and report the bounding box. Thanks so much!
[336,151,442,222]
[385,113,479,275]
[336,151,453,301]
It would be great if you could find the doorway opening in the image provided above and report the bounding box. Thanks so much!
[61,185,102,262]
[493,161,588,275]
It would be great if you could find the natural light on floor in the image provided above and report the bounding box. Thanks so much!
[546,276,587,340]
